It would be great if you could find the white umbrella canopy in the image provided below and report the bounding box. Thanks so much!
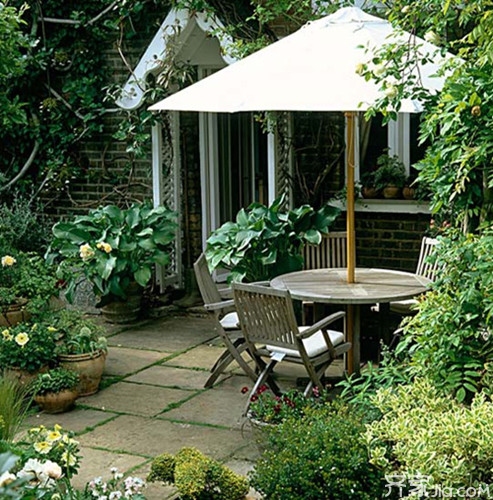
[150,6,451,284]
[149,6,448,114]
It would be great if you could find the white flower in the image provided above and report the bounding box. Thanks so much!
[402,5,410,13]
[0,471,15,487]
[1,255,16,267]
[384,85,398,98]
[373,63,386,76]
[79,243,95,261]
[43,460,63,479]
[424,30,441,45]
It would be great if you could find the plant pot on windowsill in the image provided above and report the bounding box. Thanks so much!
[382,185,402,199]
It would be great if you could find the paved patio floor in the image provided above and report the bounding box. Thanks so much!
[23,308,345,499]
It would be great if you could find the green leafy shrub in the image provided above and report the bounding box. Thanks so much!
[147,447,249,500]
[205,195,340,282]
[0,250,59,312]
[249,401,385,500]
[398,230,493,402]
[0,195,54,253]
[0,322,57,373]
[367,378,493,497]
[46,201,177,303]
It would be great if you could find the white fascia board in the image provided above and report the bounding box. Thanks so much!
[116,8,235,110]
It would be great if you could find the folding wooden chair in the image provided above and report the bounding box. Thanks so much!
[194,253,257,388]
[232,282,350,414]
[389,236,440,315]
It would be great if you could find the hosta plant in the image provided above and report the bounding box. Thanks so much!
[205,195,340,282]
[46,201,177,303]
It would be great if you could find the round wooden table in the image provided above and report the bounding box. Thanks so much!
[270,267,430,374]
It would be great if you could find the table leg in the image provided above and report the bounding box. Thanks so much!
[346,305,361,375]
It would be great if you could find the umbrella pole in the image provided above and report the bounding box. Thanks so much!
[345,112,356,284]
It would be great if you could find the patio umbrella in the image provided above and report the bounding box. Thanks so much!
[149,6,452,282]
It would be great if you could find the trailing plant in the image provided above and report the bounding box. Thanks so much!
[205,195,340,282]
[249,400,385,500]
[366,378,493,498]
[147,446,249,500]
[46,201,177,303]
[33,368,79,396]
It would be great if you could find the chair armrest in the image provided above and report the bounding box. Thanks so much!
[298,311,346,339]
[218,287,233,299]
[204,299,235,312]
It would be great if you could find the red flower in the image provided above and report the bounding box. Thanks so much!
[241,386,249,394]
[250,394,258,402]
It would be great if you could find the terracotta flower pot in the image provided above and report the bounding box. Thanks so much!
[58,350,106,396]
[382,185,402,199]
[4,366,48,387]
[34,389,78,414]
[100,283,143,324]
[0,299,31,327]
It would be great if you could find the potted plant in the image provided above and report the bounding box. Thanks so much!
[0,250,59,327]
[0,322,58,385]
[33,367,79,414]
[205,195,340,282]
[46,201,177,323]
[373,154,407,199]
[51,310,108,396]
[360,171,380,199]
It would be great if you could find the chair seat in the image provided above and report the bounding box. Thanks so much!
[389,299,418,315]
[220,311,239,330]
[267,327,344,358]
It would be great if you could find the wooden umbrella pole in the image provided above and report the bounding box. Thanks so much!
[345,111,356,284]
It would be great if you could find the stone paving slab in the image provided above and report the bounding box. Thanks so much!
[108,315,217,351]
[70,447,149,491]
[163,374,250,428]
[104,346,170,377]
[126,365,212,390]
[79,414,249,459]
[78,381,194,417]
[23,408,117,434]
[163,344,235,371]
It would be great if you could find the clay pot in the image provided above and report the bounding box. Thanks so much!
[382,186,401,199]
[100,283,143,324]
[0,299,31,327]
[34,389,78,414]
[361,186,380,199]
[58,350,106,396]
[402,186,416,200]
[4,366,48,387]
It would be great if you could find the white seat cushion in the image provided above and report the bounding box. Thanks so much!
[267,327,344,358]
[389,299,418,315]
[220,311,239,330]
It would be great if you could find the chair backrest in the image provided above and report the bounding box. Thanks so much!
[232,282,300,350]
[302,231,347,270]
[193,253,222,306]
[416,236,440,281]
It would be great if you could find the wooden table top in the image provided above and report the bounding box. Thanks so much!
[270,267,431,305]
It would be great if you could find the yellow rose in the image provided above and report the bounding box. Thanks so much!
[1,255,16,267]
[14,332,29,347]
[1,329,12,341]
[79,244,95,261]
[96,241,112,253]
